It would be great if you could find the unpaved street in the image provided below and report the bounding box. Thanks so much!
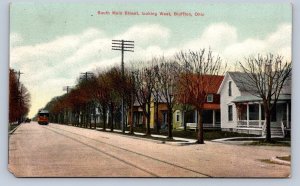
[8,122,290,177]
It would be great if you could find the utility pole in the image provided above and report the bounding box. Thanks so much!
[63,86,72,124]
[63,86,72,94]
[80,72,94,128]
[80,72,94,81]
[130,71,135,134]
[112,39,134,133]
[16,70,23,86]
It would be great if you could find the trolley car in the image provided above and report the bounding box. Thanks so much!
[38,110,49,125]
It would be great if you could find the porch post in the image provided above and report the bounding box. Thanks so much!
[194,110,197,123]
[259,103,262,128]
[212,110,216,127]
[182,110,185,127]
[287,102,289,128]
[247,103,249,128]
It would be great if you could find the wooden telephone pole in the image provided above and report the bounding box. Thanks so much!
[112,40,134,133]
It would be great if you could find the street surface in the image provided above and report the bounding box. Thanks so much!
[8,122,290,177]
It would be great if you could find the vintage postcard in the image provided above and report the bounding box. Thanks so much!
[9,3,291,177]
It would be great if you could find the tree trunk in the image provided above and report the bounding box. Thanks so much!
[183,110,186,131]
[94,116,97,129]
[146,103,151,135]
[155,101,160,133]
[167,108,173,139]
[121,98,125,133]
[102,106,107,131]
[89,104,92,129]
[197,109,204,144]
[110,105,114,132]
[146,114,151,135]
[265,110,272,142]
[130,104,134,135]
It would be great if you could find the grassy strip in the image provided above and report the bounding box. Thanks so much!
[249,140,290,147]
[64,123,259,141]
[124,127,258,141]
[122,133,187,142]
[277,155,291,162]
[9,124,20,133]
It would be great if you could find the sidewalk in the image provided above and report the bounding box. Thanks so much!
[95,127,197,145]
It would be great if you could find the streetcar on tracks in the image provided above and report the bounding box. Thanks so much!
[38,110,49,125]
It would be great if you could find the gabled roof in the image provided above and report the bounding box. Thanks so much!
[176,74,224,105]
[182,74,224,93]
[217,72,233,94]
[203,75,224,93]
[217,71,256,93]
[217,71,292,94]
[227,72,257,92]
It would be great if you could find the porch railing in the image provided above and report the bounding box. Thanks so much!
[203,122,221,128]
[281,121,286,137]
[186,122,221,129]
[237,120,265,128]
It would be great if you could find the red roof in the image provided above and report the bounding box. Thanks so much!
[203,103,220,110]
[188,74,224,93]
[175,74,224,106]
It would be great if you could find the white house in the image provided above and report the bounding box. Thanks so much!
[217,72,291,137]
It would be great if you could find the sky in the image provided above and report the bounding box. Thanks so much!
[10,3,292,118]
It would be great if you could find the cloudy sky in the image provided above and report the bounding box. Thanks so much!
[10,3,291,118]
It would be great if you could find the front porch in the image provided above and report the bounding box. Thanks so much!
[235,101,291,137]
[178,109,221,130]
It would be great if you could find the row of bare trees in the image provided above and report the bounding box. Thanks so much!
[9,69,31,124]
[42,49,224,143]
[42,48,291,143]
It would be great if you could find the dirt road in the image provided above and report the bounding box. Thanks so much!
[8,122,290,177]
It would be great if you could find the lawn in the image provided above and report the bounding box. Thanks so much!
[9,124,20,133]
[127,127,258,141]
[248,140,290,147]
[277,155,291,162]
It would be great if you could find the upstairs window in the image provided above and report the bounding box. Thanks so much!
[228,81,232,96]
[207,94,213,102]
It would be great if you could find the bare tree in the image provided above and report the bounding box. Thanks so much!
[133,63,156,135]
[9,69,31,123]
[155,57,181,138]
[175,57,194,131]
[106,67,123,131]
[238,54,291,142]
[175,49,224,144]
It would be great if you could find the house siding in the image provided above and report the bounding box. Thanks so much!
[173,110,182,129]
[219,74,241,129]
[149,100,168,129]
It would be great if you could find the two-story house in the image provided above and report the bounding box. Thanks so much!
[217,72,291,137]
[174,75,224,130]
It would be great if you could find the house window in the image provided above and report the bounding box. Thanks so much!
[202,110,213,123]
[207,94,213,102]
[228,81,232,96]
[249,104,259,120]
[228,105,233,121]
[162,112,168,124]
[261,104,265,119]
